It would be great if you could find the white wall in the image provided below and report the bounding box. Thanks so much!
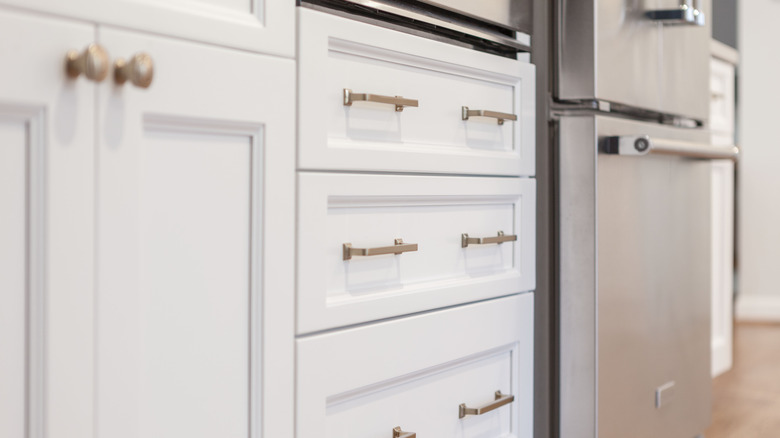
[736,0,780,321]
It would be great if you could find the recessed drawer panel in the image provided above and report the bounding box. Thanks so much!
[297,173,536,333]
[298,8,535,176]
[710,57,735,135]
[297,294,534,438]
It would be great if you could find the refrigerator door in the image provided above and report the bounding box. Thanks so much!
[556,0,711,121]
[558,114,712,438]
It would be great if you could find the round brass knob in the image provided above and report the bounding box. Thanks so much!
[114,53,154,88]
[65,44,110,82]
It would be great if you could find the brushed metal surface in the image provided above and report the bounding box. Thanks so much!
[319,1,531,52]
[660,0,711,120]
[558,115,599,438]
[559,115,712,438]
[556,0,711,121]
[417,0,532,33]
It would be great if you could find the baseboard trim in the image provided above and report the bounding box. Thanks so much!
[736,295,780,321]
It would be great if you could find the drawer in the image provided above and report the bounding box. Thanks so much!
[296,294,534,438]
[298,8,535,176]
[297,173,536,333]
[710,57,735,135]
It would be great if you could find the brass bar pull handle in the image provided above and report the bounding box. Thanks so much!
[343,88,419,112]
[461,106,518,125]
[459,391,515,419]
[343,238,418,261]
[461,231,517,248]
[392,426,416,438]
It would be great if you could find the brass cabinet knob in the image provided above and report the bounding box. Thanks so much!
[65,44,110,82]
[114,53,154,88]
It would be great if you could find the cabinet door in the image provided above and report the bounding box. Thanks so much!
[0,9,95,438]
[0,0,293,57]
[95,28,294,438]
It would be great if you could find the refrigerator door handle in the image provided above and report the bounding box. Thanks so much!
[604,135,739,160]
[645,2,705,26]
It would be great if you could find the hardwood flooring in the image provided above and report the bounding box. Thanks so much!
[704,322,780,437]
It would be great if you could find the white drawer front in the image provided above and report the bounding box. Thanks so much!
[710,57,735,135]
[299,8,535,176]
[298,173,536,333]
[297,294,534,438]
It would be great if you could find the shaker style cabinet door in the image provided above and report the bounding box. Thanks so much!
[0,0,293,57]
[0,8,96,438]
[94,28,295,438]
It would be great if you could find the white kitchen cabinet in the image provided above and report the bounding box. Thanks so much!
[294,8,536,436]
[0,9,95,438]
[0,5,295,437]
[298,8,535,176]
[94,28,295,438]
[0,0,293,57]
[709,40,738,378]
[297,172,536,333]
[297,293,534,438]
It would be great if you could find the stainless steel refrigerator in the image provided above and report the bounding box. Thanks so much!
[554,1,738,437]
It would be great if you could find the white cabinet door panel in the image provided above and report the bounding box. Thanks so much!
[299,9,535,176]
[297,294,534,438]
[0,9,95,438]
[297,172,536,333]
[96,28,295,438]
[0,0,293,57]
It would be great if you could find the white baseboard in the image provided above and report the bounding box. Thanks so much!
[736,295,780,321]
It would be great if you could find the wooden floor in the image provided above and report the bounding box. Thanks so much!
[704,322,780,437]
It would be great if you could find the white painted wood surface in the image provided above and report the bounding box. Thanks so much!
[298,8,535,176]
[0,0,293,57]
[709,58,735,136]
[709,45,737,377]
[710,159,734,377]
[297,173,536,333]
[0,9,95,438]
[297,294,534,438]
[94,28,295,438]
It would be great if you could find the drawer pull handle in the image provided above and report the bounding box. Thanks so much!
[459,391,515,419]
[392,426,416,438]
[343,238,418,261]
[461,107,517,125]
[461,231,517,248]
[343,88,419,112]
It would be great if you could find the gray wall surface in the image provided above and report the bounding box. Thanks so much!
[713,0,737,48]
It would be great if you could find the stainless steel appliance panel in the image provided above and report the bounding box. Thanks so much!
[559,114,712,438]
[660,1,711,120]
[556,0,711,121]
[417,0,532,33]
